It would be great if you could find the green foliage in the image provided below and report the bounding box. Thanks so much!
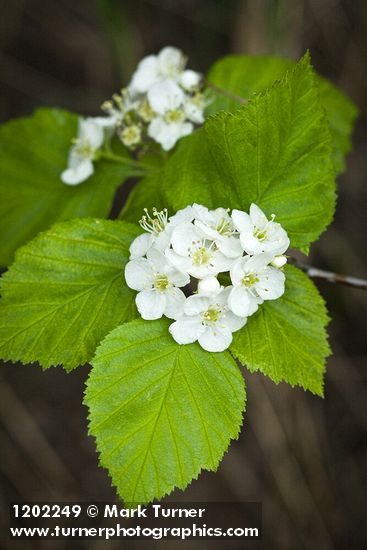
[164,54,336,253]
[0,108,137,267]
[0,219,139,370]
[207,54,358,173]
[230,265,330,396]
[0,51,349,506]
[119,172,167,222]
[85,319,245,504]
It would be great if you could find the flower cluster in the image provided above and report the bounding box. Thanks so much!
[61,47,205,185]
[125,203,290,352]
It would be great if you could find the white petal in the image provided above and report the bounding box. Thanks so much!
[80,118,104,149]
[157,46,184,76]
[255,267,285,300]
[229,257,246,285]
[148,118,191,151]
[129,55,159,94]
[147,80,184,115]
[228,286,259,317]
[213,286,232,307]
[171,222,204,256]
[217,236,243,258]
[146,247,168,270]
[239,232,264,255]
[231,209,253,233]
[61,159,94,185]
[194,220,219,240]
[164,288,186,319]
[224,311,247,332]
[136,289,166,320]
[166,267,190,287]
[184,101,204,124]
[168,205,195,225]
[124,258,153,291]
[180,69,201,90]
[154,230,171,251]
[210,251,234,273]
[129,233,151,259]
[92,116,117,128]
[244,253,273,273]
[250,203,268,229]
[189,264,218,279]
[198,325,232,352]
[197,276,221,296]
[169,316,204,345]
[165,249,192,275]
[271,255,287,268]
[184,295,210,316]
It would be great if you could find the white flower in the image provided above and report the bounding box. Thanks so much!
[129,208,170,259]
[120,124,142,148]
[130,46,199,95]
[194,206,243,258]
[197,276,221,296]
[166,222,233,279]
[179,69,202,91]
[147,80,193,151]
[271,255,287,268]
[101,89,140,125]
[129,206,202,260]
[61,117,105,185]
[169,286,246,352]
[184,92,206,124]
[228,254,285,317]
[232,203,290,256]
[125,248,189,320]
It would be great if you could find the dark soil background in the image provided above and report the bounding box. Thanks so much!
[0,1,366,549]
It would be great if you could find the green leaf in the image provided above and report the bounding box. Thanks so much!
[85,318,245,504]
[207,54,358,173]
[164,54,336,252]
[0,219,140,370]
[119,172,168,222]
[0,108,138,267]
[230,265,330,396]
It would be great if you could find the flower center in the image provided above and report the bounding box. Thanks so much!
[165,109,185,124]
[202,308,221,325]
[253,228,267,241]
[192,246,211,266]
[120,125,141,147]
[140,208,168,235]
[154,274,170,292]
[138,100,155,122]
[73,138,95,159]
[241,273,259,287]
[216,217,234,236]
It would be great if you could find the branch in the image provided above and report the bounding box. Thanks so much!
[204,80,248,105]
[290,258,367,290]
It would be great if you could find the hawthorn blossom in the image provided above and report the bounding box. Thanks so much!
[129,46,200,95]
[169,286,246,352]
[166,222,234,279]
[232,203,290,256]
[129,205,206,260]
[125,248,189,320]
[129,208,170,260]
[194,206,243,258]
[147,80,193,151]
[125,203,289,352]
[228,254,285,318]
[61,117,105,185]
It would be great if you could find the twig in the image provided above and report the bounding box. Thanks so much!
[290,258,367,290]
[204,80,248,104]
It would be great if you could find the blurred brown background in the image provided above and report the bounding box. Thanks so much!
[0,0,366,549]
